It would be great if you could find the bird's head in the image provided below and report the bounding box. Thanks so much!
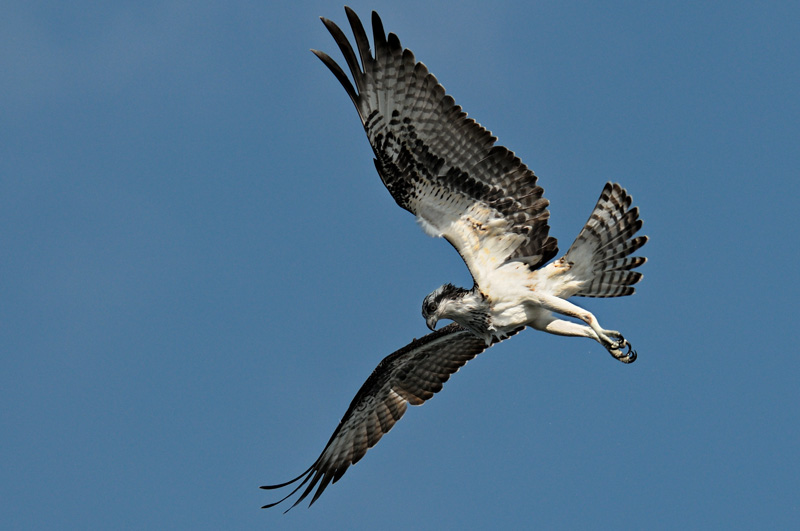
[422,283,468,331]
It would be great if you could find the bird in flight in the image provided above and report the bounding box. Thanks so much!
[262,7,648,510]
[262,324,520,511]
[311,7,648,362]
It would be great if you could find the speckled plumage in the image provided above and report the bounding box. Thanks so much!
[263,8,650,510]
[311,8,647,356]
[261,323,519,511]
[313,9,558,274]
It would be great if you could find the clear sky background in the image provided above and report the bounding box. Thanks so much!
[3,1,798,529]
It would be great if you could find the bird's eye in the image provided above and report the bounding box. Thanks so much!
[425,302,436,314]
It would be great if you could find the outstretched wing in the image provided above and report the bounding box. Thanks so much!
[261,323,520,511]
[312,8,558,287]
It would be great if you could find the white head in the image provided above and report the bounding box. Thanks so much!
[421,283,470,331]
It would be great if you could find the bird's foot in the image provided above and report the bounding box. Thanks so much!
[607,337,637,364]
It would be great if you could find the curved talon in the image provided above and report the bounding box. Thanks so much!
[608,339,637,363]
[619,342,637,364]
[609,337,628,351]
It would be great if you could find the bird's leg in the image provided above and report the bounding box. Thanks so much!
[529,293,619,345]
[527,293,635,362]
[532,315,598,340]
[531,315,636,363]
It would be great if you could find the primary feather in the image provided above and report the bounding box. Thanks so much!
[262,7,652,512]
[313,8,647,361]
[313,8,558,288]
[262,324,519,511]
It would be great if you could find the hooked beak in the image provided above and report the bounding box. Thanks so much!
[426,316,438,331]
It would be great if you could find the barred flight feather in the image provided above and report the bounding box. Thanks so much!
[261,323,519,511]
[565,182,649,298]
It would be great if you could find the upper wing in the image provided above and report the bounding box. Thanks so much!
[261,323,520,511]
[312,8,558,286]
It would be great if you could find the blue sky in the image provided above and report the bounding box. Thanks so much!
[3,1,798,529]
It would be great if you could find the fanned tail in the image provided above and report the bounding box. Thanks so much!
[563,182,648,298]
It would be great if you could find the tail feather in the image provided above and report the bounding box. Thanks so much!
[602,235,647,263]
[581,280,638,298]
[595,212,641,255]
[564,182,648,298]
[597,256,647,272]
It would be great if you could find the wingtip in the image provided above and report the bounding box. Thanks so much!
[371,10,385,38]
[319,16,336,30]
[259,481,290,491]
[261,498,286,509]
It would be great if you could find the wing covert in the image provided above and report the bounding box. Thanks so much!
[261,323,520,511]
[312,8,558,283]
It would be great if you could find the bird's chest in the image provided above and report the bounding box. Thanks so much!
[488,298,530,329]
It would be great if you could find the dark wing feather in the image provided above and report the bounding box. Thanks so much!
[261,323,520,511]
[312,8,558,284]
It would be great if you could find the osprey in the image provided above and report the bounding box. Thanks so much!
[312,8,648,362]
[262,324,520,510]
